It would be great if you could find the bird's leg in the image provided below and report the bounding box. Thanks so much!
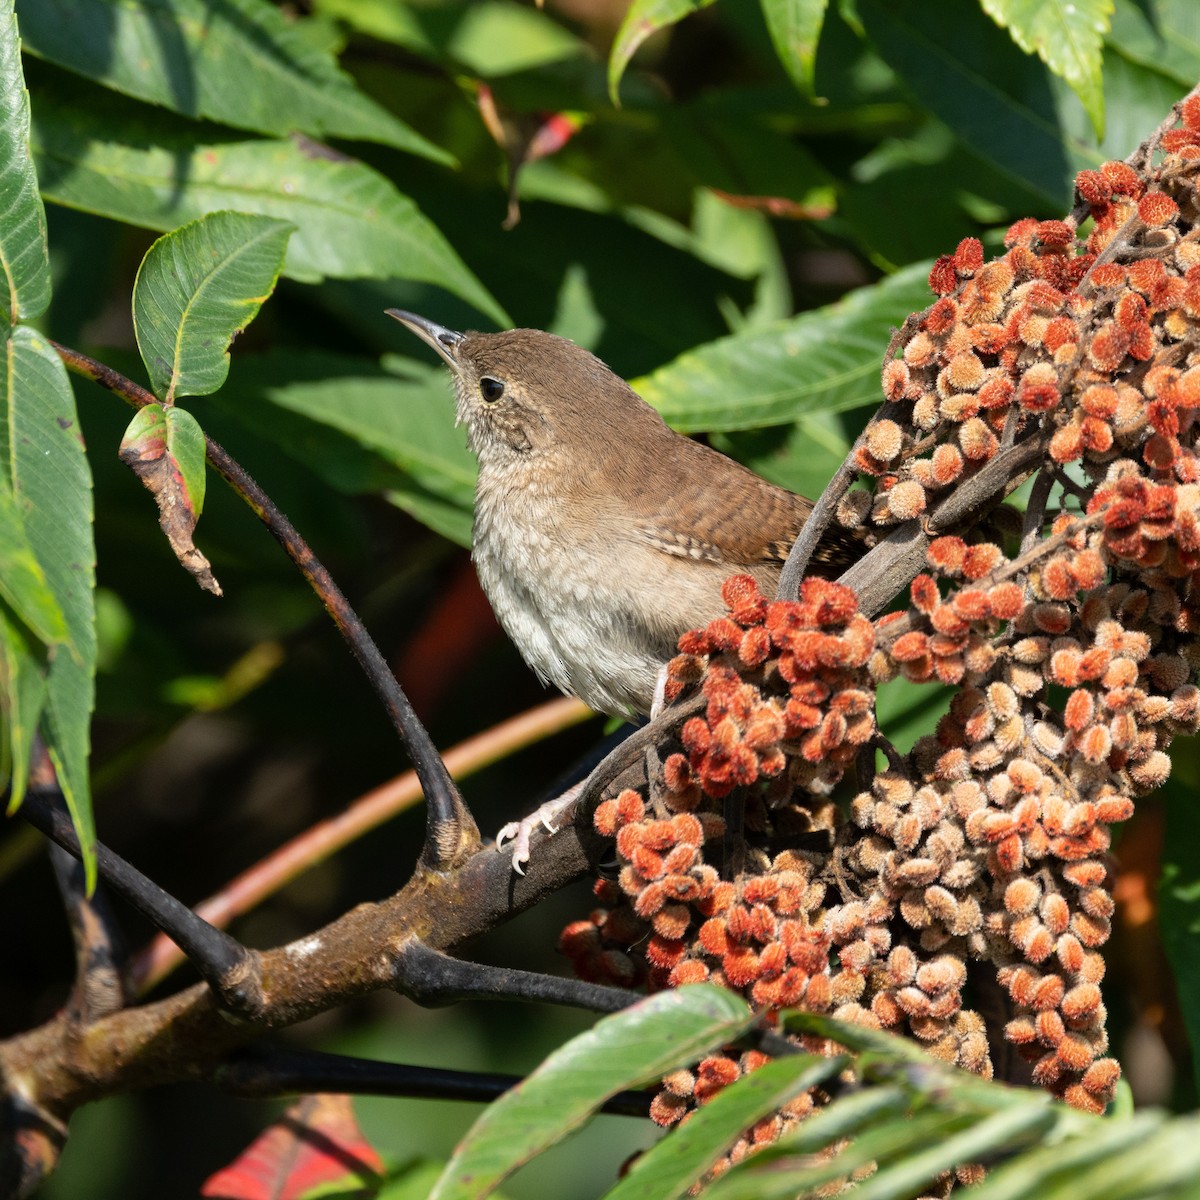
[495,782,583,874]
[494,718,644,872]
[650,663,670,719]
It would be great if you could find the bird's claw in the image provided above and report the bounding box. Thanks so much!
[494,793,580,874]
[496,819,533,875]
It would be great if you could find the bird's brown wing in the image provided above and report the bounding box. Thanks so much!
[631,435,859,579]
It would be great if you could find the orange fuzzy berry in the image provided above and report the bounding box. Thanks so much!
[1080,384,1118,418]
[977,376,1015,410]
[1005,877,1041,914]
[1137,191,1179,225]
[929,256,958,295]
[647,935,686,968]
[868,418,904,461]
[881,359,911,402]
[1056,1033,1097,1071]
[1050,424,1083,464]
[931,443,965,484]
[987,582,1025,619]
[1081,1057,1121,1096]
[1100,160,1142,196]
[1036,220,1075,248]
[955,237,984,272]
[928,536,967,574]
[959,418,999,460]
[649,1091,689,1126]
[1017,362,1061,411]
[1088,325,1131,372]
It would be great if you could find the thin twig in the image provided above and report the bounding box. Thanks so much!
[872,734,905,773]
[1054,468,1092,504]
[1021,468,1056,554]
[51,341,476,872]
[217,1045,652,1117]
[778,454,861,600]
[393,940,634,1011]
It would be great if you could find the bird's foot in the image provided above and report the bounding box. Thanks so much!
[496,784,582,874]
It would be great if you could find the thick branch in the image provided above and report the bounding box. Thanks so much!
[0,811,607,1125]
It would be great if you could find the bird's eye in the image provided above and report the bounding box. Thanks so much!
[480,377,505,403]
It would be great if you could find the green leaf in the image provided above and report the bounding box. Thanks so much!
[428,985,754,1200]
[842,1106,1057,1200]
[981,0,1113,139]
[608,0,717,104]
[0,600,48,811]
[163,407,205,515]
[119,404,207,519]
[228,353,476,510]
[18,0,452,163]
[966,1111,1166,1199]
[2,326,95,884]
[447,1,585,76]
[635,263,935,433]
[0,0,51,325]
[29,83,509,324]
[708,1108,973,1200]
[313,0,434,55]
[1041,1114,1200,1198]
[377,1160,452,1200]
[704,1085,911,1187]
[405,195,746,370]
[602,1054,847,1200]
[857,0,1100,209]
[1108,0,1200,90]
[383,485,473,549]
[133,211,293,402]
[1083,48,1192,168]
[658,110,836,219]
[875,676,954,754]
[760,0,830,95]
[0,478,68,647]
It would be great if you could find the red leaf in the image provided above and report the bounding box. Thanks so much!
[202,1094,383,1200]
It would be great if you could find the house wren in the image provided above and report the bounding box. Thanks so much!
[388,311,857,718]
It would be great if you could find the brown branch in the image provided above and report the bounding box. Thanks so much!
[217,1044,652,1116]
[1021,468,1057,553]
[777,452,861,601]
[836,427,1050,618]
[20,786,264,1018]
[0,806,608,1138]
[132,697,595,993]
[48,843,129,1025]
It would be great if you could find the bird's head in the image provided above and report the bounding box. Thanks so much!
[387,310,658,464]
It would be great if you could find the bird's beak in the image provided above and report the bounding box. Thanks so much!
[386,309,465,370]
